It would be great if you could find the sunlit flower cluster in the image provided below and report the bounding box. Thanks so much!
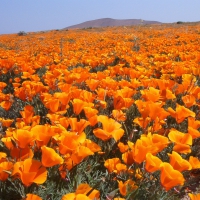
[0,24,200,199]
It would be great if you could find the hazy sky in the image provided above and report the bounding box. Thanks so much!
[0,0,200,34]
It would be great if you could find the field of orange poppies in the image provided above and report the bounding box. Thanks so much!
[0,23,200,200]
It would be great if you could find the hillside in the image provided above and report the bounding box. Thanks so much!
[63,18,161,29]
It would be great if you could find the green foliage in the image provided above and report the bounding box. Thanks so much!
[17,31,27,36]
[177,21,184,24]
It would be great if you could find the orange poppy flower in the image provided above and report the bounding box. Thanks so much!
[41,146,63,167]
[0,152,7,163]
[130,77,141,88]
[150,117,163,131]
[1,136,14,150]
[48,98,60,113]
[132,133,169,164]
[72,99,93,115]
[54,92,71,106]
[0,118,13,127]
[122,98,134,109]
[134,100,149,119]
[168,129,192,153]
[59,164,68,179]
[21,72,31,79]
[104,158,127,174]
[118,87,135,98]
[113,96,125,110]
[188,126,200,139]
[96,100,107,109]
[20,105,34,125]
[68,118,90,134]
[15,118,26,129]
[145,153,162,173]
[79,90,95,103]
[93,115,124,141]
[132,139,155,164]
[14,77,21,83]
[59,155,75,173]
[173,143,192,154]
[182,94,196,108]
[13,129,34,148]
[141,87,161,102]
[148,102,169,121]
[62,193,91,200]
[188,116,200,128]
[83,107,98,126]
[122,151,135,165]
[188,117,200,139]
[30,125,57,147]
[10,146,34,161]
[112,109,126,122]
[151,134,169,152]
[189,156,200,169]
[0,82,7,90]
[31,115,40,127]
[14,87,27,101]
[86,79,99,91]
[75,183,100,200]
[70,146,94,165]
[71,88,82,99]
[165,88,176,100]
[169,129,192,144]
[0,100,12,111]
[160,162,185,191]
[118,179,138,196]
[188,193,200,200]
[118,142,129,153]
[95,88,107,101]
[0,161,13,181]
[168,151,192,172]
[83,107,98,118]
[58,116,69,128]
[59,132,86,154]
[12,158,47,186]
[25,194,42,200]
[133,117,151,130]
[167,104,195,123]
[62,193,76,200]
[83,139,101,153]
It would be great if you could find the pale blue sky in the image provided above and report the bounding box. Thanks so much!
[0,0,200,34]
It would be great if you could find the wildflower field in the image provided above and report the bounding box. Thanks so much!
[0,23,200,200]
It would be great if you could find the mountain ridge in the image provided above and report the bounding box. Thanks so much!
[63,18,162,29]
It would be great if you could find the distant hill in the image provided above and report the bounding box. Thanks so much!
[63,18,162,29]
